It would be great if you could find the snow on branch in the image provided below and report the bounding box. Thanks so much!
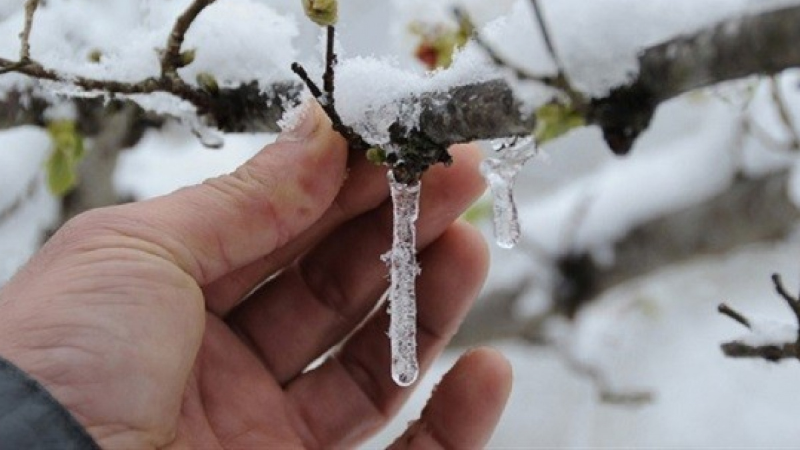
[718,274,800,362]
[588,4,800,153]
[3,3,800,158]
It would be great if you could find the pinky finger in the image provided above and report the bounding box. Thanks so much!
[389,347,513,449]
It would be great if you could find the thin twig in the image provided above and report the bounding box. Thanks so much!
[453,6,581,107]
[771,273,800,333]
[529,0,563,76]
[323,26,337,103]
[453,7,547,84]
[720,274,800,362]
[0,0,216,109]
[718,303,752,329]
[19,0,40,61]
[290,62,323,98]
[161,0,216,81]
[0,57,208,106]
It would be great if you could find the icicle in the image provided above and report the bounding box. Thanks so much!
[184,115,225,149]
[480,136,537,249]
[381,171,421,387]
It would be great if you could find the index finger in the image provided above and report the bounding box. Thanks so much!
[91,102,349,285]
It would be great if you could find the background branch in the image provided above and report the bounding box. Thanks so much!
[161,0,216,82]
[19,0,40,61]
[455,170,800,346]
[589,4,800,153]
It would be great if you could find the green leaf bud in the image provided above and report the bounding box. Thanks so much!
[179,49,197,68]
[196,72,219,94]
[302,0,338,27]
[366,147,387,165]
[45,120,85,196]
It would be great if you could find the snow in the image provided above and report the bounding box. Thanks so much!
[179,0,299,88]
[2,0,800,447]
[741,318,798,347]
[382,172,422,387]
[0,126,59,284]
[518,95,742,258]
[0,0,299,118]
[368,237,800,448]
[333,48,499,146]
[114,123,271,200]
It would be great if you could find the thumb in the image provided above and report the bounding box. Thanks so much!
[99,101,348,284]
[389,348,512,449]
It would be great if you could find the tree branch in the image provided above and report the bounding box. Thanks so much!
[161,0,216,82]
[721,342,798,362]
[718,274,800,362]
[3,4,800,158]
[19,0,40,62]
[455,170,800,345]
[589,5,800,153]
[718,303,751,329]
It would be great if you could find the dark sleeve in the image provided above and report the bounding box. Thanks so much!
[0,356,100,449]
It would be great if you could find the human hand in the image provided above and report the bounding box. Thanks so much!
[0,102,511,449]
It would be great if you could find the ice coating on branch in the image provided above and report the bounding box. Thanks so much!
[382,172,422,387]
[480,136,537,249]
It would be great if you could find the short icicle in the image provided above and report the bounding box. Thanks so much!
[184,114,225,149]
[382,171,422,387]
[480,136,537,249]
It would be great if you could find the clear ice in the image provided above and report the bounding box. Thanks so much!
[480,136,537,249]
[184,115,225,149]
[382,171,421,387]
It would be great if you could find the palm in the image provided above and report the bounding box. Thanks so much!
[174,315,305,448]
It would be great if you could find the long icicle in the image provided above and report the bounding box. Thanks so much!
[382,171,421,387]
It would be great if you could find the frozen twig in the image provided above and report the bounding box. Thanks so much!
[718,273,800,362]
[161,0,216,82]
[0,57,207,105]
[291,26,371,154]
[322,26,337,102]
[721,342,798,362]
[717,303,751,329]
[4,3,800,155]
[771,273,800,336]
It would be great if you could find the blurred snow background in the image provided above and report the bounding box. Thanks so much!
[3,0,800,447]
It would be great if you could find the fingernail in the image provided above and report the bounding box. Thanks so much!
[278,99,320,142]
